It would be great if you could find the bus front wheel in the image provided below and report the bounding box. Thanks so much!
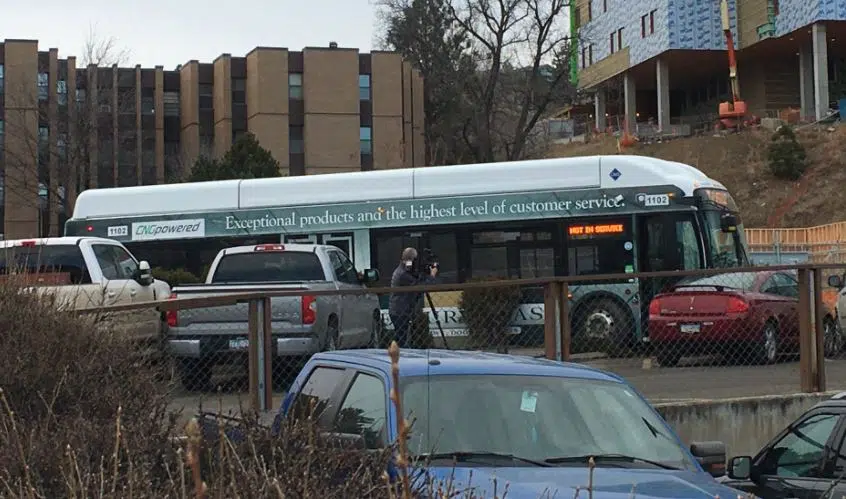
[573,299,634,358]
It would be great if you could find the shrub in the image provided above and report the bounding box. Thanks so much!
[767,125,807,180]
[458,277,523,353]
[0,280,176,496]
[0,279,396,498]
[152,266,202,287]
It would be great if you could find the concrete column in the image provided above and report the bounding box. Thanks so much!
[623,72,637,132]
[594,89,607,131]
[656,58,671,131]
[812,23,830,121]
[798,44,814,120]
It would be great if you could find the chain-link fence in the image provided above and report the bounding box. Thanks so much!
[80,263,844,415]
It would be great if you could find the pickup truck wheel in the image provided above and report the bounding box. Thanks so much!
[368,313,383,348]
[324,319,339,351]
[178,360,211,392]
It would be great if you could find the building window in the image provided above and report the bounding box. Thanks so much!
[617,27,623,49]
[199,84,213,109]
[589,45,593,65]
[232,78,246,105]
[641,14,647,37]
[38,72,49,101]
[289,73,303,100]
[581,47,587,68]
[57,133,67,160]
[587,1,592,20]
[75,88,86,111]
[650,9,656,34]
[360,126,372,155]
[289,125,304,154]
[57,80,68,105]
[163,91,180,116]
[0,64,4,94]
[574,7,581,29]
[38,126,49,166]
[610,33,615,54]
[359,74,371,101]
[603,0,607,12]
[141,87,154,115]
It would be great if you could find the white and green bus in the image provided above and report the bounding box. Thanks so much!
[65,155,750,353]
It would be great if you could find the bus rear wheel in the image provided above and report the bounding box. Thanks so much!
[573,299,634,358]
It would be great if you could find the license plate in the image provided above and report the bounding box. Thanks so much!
[680,323,701,334]
[228,338,249,350]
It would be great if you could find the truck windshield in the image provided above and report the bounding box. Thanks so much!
[211,251,325,283]
[0,245,90,284]
[401,374,695,471]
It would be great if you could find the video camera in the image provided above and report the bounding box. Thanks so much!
[410,248,439,277]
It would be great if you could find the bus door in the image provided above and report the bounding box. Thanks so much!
[637,212,704,325]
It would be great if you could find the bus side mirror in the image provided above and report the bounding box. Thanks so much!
[720,213,738,233]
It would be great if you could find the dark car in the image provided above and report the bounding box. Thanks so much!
[648,271,800,367]
[722,391,846,498]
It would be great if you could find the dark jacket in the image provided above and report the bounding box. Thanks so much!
[388,263,435,319]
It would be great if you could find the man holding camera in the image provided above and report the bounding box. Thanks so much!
[388,247,438,348]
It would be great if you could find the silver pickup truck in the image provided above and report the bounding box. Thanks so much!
[166,243,382,391]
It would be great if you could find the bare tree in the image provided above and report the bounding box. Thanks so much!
[375,0,575,165]
[2,26,132,237]
[449,0,575,162]
[374,0,476,166]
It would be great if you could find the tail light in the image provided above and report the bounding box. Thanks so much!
[165,292,179,327]
[648,298,661,316]
[255,244,285,252]
[302,295,317,324]
[726,296,750,314]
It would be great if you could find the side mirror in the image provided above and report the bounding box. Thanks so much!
[136,260,154,286]
[690,441,726,477]
[361,268,380,283]
[828,275,843,289]
[727,455,752,480]
[320,431,366,450]
[720,213,739,233]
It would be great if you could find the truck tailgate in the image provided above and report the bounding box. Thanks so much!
[170,284,310,337]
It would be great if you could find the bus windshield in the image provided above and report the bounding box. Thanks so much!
[696,188,749,268]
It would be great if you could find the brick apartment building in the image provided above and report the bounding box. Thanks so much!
[0,40,424,239]
[574,0,845,132]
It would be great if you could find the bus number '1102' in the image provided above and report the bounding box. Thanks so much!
[638,194,670,207]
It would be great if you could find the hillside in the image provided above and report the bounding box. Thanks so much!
[548,126,846,228]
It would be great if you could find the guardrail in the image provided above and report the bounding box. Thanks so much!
[78,263,845,413]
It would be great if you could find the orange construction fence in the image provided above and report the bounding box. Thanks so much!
[746,222,846,263]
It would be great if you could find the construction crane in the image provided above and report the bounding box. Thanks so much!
[717,0,749,130]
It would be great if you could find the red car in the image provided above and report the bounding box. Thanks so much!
[647,271,800,367]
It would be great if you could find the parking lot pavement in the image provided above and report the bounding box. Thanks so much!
[167,353,846,426]
[588,356,846,402]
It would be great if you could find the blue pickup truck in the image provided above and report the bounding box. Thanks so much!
[219,349,746,498]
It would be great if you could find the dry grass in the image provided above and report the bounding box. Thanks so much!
[548,124,846,228]
[0,279,755,498]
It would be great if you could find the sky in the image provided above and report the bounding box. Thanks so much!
[1,0,381,69]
